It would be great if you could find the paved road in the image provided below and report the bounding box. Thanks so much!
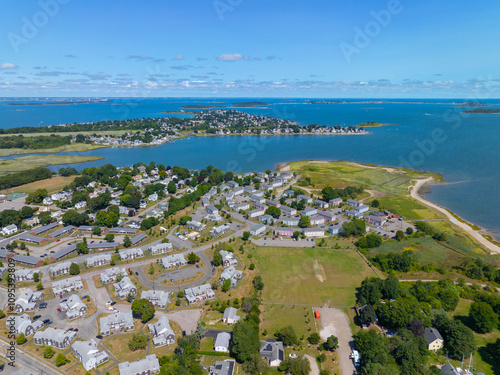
[0,337,63,375]
[318,307,356,375]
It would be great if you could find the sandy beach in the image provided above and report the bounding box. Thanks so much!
[411,177,500,255]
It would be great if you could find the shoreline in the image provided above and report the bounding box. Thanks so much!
[410,177,500,254]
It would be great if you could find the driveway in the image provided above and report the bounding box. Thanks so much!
[304,354,320,375]
[158,308,203,335]
[318,307,356,375]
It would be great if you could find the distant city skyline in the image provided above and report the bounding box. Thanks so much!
[1,0,500,98]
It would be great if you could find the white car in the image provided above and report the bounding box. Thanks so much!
[106,306,115,311]
[106,301,113,306]
[289,354,298,359]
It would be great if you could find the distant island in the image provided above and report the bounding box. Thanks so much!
[357,121,383,127]
[462,108,500,114]
[6,99,113,106]
[453,101,487,107]
[232,101,268,107]
[179,101,268,109]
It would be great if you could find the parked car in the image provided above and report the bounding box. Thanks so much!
[39,303,47,309]
[50,251,55,254]
[74,328,79,332]
[289,354,298,359]
[33,315,41,320]
[57,308,62,313]
[110,301,116,306]
[61,299,67,303]
[106,301,113,306]
[96,335,103,339]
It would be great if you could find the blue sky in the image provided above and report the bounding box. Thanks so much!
[1,0,500,97]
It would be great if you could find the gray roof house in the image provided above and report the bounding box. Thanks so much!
[209,359,235,375]
[86,253,112,268]
[100,267,126,284]
[118,354,160,375]
[148,243,173,255]
[148,316,175,347]
[220,266,243,287]
[441,363,460,375]
[161,253,187,269]
[100,311,134,336]
[424,327,444,351]
[52,276,84,296]
[222,307,240,325]
[214,332,231,353]
[260,339,285,367]
[250,223,266,236]
[6,314,44,337]
[186,220,206,231]
[210,224,231,237]
[72,339,110,371]
[49,261,71,277]
[141,290,170,309]
[11,268,35,282]
[219,250,237,267]
[34,327,77,349]
[14,288,43,313]
[60,294,88,320]
[119,247,144,261]
[185,283,215,304]
[114,276,137,299]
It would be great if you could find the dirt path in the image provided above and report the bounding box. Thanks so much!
[318,307,356,375]
[361,189,386,202]
[304,354,320,375]
[411,177,500,254]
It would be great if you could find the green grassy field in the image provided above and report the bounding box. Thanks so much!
[0,143,106,156]
[0,155,103,174]
[0,175,76,195]
[253,246,378,306]
[260,304,317,340]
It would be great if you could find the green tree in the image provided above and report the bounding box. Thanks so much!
[322,335,339,351]
[92,226,102,235]
[36,282,44,290]
[212,252,223,266]
[307,332,321,345]
[395,230,405,241]
[382,274,400,300]
[0,309,4,319]
[276,326,298,346]
[105,233,115,242]
[298,215,310,228]
[231,322,260,362]
[179,215,192,225]
[282,356,311,375]
[131,299,155,323]
[243,353,269,375]
[148,263,155,275]
[242,231,250,241]
[371,199,380,208]
[123,235,132,248]
[76,239,88,254]
[357,277,383,305]
[43,345,55,359]
[469,301,498,333]
[33,272,39,282]
[406,227,414,235]
[128,333,148,351]
[16,333,27,345]
[439,288,460,311]
[187,252,200,264]
[222,278,232,292]
[69,263,80,275]
[253,275,264,290]
[167,181,177,194]
[359,305,377,325]
[433,314,476,359]
[265,206,281,219]
[55,353,68,366]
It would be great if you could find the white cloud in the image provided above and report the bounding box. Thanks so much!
[216,54,243,62]
[1,63,19,70]
[173,55,184,60]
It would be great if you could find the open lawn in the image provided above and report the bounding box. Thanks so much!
[0,175,76,195]
[0,155,104,175]
[0,143,106,156]
[261,304,317,340]
[253,247,378,306]
[288,160,440,196]
[103,333,147,363]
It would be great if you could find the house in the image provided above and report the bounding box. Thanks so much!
[233,202,250,211]
[440,363,460,375]
[148,316,175,347]
[161,253,187,269]
[186,220,206,231]
[281,217,300,226]
[202,197,210,207]
[302,228,324,237]
[301,207,317,216]
[260,339,284,367]
[314,199,329,208]
[47,225,75,239]
[43,197,53,205]
[114,276,137,299]
[227,181,239,188]
[209,360,235,375]
[52,276,84,296]
[220,266,243,286]
[309,215,325,225]
[148,243,173,255]
[106,227,139,235]
[119,248,144,261]
[328,223,342,235]
[86,253,112,267]
[11,254,44,267]
[282,189,295,198]
[210,224,231,237]
[250,194,266,205]
[11,268,35,282]
[6,314,44,337]
[100,267,126,284]
[250,223,266,236]
[345,210,364,219]
[222,307,240,324]
[148,192,158,202]
[72,339,110,371]
[346,199,362,207]
[100,311,134,336]
[88,242,120,251]
[50,244,78,261]
[60,294,88,320]
[280,206,297,216]
[75,201,87,209]
[253,202,268,211]
[31,222,58,236]
[424,327,444,351]
[34,327,77,349]
[244,186,256,194]
[130,233,147,246]
[259,214,276,224]
[206,205,218,215]
[49,261,71,277]
[296,195,312,204]
[365,215,387,226]
[355,205,370,214]
[141,290,170,309]
[329,198,343,206]
[214,332,231,353]
[248,208,265,218]
[205,213,223,222]
[118,354,160,375]
[266,200,281,207]
[14,288,43,313]
[275,228,294,237]
[2,224,18,236]
[233,187,244,196]
[318,211,336,222]
[184,283,215,304]
[219,250,237,267]
[18,234,47,245]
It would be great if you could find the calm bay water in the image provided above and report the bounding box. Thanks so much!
[1,98,500,240]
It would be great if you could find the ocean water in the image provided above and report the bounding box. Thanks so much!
[1,98,500,240]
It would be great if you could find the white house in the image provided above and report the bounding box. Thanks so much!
[222,307,240,325]
[2,224,18,236]
[214,332,231,353]
[72,339,110,371]
[148,316,175,347]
